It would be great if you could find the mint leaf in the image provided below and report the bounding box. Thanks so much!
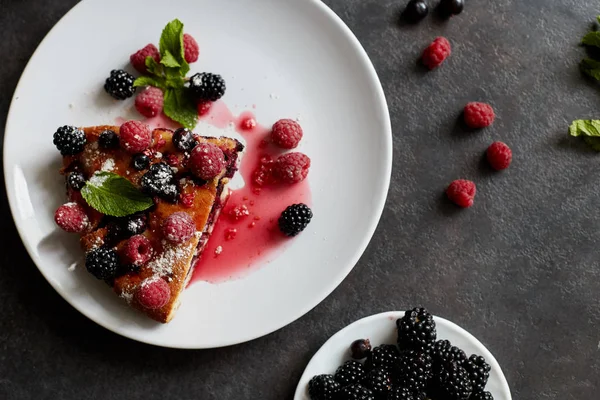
[145,57,163,76]
[133,75,166,89]
[582,31,600,48]
[163,88,197,130]
[161,50,181,68]
[581,58,600,81]
[81,172,153,217]
[569,119,600,137]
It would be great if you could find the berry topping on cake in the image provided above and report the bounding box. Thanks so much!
[54,203,89,233]
[183,33,199,63]
[464,102,495,129]
[189,72,226,101]
[67,171,86,191]
[271,119,303,149]
[98,129,119,149]
[136,277,171,309]
[53,125,86,156]
[308,374,340,400]
[140,162,178,201]
[135,87,164,118]
[422,37,451,70]
[278,203,313,237]
[486,141,512,170]
[104,69,136,100]
[172,128,197,152]
[274,152,311,184]
[132,153,151,171]
[162,212,195,243]
[130,44,161,74]
[189,142,226,180]
[123,235,153,266]
[120,120,152,154]
[446,179,476,208]
[85,247,119,281]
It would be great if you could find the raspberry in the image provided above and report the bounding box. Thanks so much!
[180,192,194,208]
[446,179,476,208]
[188,142,226,180]
[120,120,152,153]
[486,141,512,170]
[123,235,153,266]
[183,33,199,63]
[162,212,195,243]
[464,102,495,128]
[252,155,277,186]
[130,44,161,74]
[134,87,164,118]
[274,152,311,184]
[54,203,89,233]
[136,277,170,309]
[422,37,451,70]
[271,119,303,149]
[241,117,257,130]
[227,204,250,221]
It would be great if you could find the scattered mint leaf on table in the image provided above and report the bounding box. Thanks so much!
[569,119,600,137]
[582,31,600,48]
[81,172,153,217]
[580,58,600,81]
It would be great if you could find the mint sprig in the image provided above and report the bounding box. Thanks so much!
[580,17,600,81]
[569,120,600,151]
[133,19,197,129]
[81,172,153,217]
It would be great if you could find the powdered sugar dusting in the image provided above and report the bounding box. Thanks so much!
[88,172,109,186]
[101,158,115,171]
[147,242,193,278]
[120,290,133,304]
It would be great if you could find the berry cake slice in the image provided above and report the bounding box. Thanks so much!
[55,123,243,323]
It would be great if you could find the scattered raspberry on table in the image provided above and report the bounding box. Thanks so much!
[446,179,476,208]
[464,102,495,129]
[271,119,303,149]
[486,141,512,170]
[422,37,451,70]
[130,44,161,74]
[134,87,164,118]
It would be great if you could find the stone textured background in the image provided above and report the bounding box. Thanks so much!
[1,0,599,399]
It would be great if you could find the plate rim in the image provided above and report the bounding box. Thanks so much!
[3,0,393,348]
[293,311,512,400]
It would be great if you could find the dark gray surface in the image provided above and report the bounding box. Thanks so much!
[1,0,599,399]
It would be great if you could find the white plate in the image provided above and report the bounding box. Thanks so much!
[3,0,391,347]
[295,312,512,400]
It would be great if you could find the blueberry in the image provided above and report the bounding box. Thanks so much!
[440,0,464,16]
[404,0,429,22]
[106,214,147,244]
[350,339,372,359]
[172,128,197,152]
[132,153,150,171]
[67,171,86,191]
[98,129,119,149]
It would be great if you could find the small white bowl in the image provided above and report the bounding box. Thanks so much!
[294,311,512,400]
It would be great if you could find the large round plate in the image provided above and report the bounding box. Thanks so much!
[3,0,391,347]
[295,312,512,399]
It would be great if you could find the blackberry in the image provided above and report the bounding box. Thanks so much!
[104,69,136,100]
[98,129,119,149]
[338,384,374,400]
[335,360,366,387]
[386,387,416,400]
[141,162,179,201]
[440,0,464,16]
[67,171,86,191]
[365,344,400,371]
[394,350,433,392]
[116,263,141,277]
[350,339,372,360]
[404,0,428,22]
[132,153,151,170]
[396,307,436,351]
[106,214,147,244]
[431,340,467,367]
[189,72,226,101]
[53,125,86,156]
[362,367,392,397]
[432,361,472,400]
[85,247,119,281]
[308,374,340,400]
[173,128,197,152]
[278,203,313,236]
[464,355,490,393]
[470,391,493,400]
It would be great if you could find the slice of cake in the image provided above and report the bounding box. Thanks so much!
[53,122,243,322]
